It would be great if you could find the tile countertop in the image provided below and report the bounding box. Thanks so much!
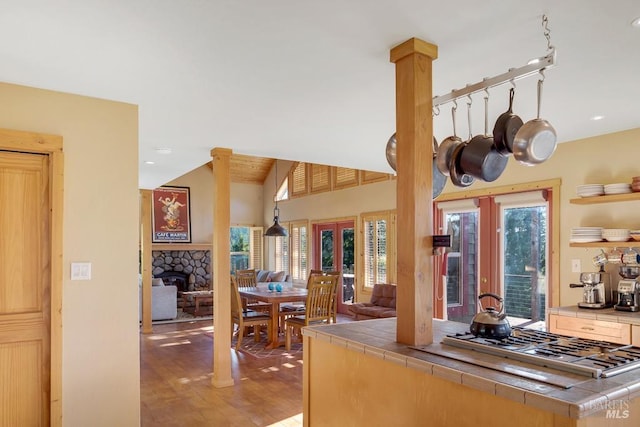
[303,318,640,419]
[549,305,640,325]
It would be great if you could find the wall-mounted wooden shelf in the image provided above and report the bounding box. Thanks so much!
[152,243,212,251]
[569,241,640,248]
[569,192,640,205]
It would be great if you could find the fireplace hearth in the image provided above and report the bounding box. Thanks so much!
[154,271,189,292]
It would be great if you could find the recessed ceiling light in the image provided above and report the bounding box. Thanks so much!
[631,17,640,27]
[144,160,155,165]
[155,147,172,155]
[590,115,604,121]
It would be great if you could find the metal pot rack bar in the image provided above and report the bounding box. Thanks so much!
[432,49,557,108]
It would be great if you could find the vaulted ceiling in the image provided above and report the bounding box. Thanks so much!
[1,1,639,189]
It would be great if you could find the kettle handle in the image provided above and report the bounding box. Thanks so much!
[478,293,505,317]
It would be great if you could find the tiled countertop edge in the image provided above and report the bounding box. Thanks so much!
[302,324,639,420]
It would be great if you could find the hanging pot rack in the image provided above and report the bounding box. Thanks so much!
[432,49,556,108]
[432,14,556,109]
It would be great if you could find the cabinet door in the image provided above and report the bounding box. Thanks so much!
[548,314,631,345]
[633,325,640,347]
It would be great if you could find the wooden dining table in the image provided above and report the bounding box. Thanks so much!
[238,286,308,349]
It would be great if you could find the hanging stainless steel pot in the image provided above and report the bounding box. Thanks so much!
[512,78,557,165]
[470,293,512,339]
[385,133,447,198]
[459,95,508,182]
[448,140,474,187]
[436,105,463,176]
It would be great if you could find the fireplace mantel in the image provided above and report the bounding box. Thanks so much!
[152,243,212,251]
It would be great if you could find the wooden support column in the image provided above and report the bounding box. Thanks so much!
[211,147,234,388]
[140,189,153,334]
[390,38,438,346]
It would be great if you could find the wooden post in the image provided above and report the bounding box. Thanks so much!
[140,189,153,334]
[211,147,234,388]
[390,38,438,346]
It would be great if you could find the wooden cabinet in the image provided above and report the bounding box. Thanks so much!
[548,314,632,344]
[633,325,640,347]
[569,191,640,248]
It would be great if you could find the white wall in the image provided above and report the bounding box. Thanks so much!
[0,82,140,426]
[168,164,264,242]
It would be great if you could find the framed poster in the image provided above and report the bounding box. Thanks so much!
[152,186,192,243]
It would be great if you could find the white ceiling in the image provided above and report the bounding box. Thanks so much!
[1,1,639,189]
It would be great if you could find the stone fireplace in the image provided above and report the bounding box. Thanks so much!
[151,249,212,312]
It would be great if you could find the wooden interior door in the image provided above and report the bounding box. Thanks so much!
[0,150,51,426]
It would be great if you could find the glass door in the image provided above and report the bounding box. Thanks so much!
[499,202,548,323]
[314,220,355,314]
[442,210,479,323]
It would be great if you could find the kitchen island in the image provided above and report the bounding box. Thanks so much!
[302,318,640,426]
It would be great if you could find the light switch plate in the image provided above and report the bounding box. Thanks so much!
[71,262,92,280]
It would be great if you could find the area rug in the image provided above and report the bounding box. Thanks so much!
[204,331,303,359]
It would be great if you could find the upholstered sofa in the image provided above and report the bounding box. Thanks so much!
[349,283,397,320]
[255,269,292,283]
[139,278,178,321]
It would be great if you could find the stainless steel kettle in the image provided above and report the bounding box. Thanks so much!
[470,293,512,339]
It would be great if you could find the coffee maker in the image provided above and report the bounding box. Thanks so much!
[570,271,613,309]
[614,280,640,311]
[614,265,640,312]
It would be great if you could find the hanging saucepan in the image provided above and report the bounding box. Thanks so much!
[436,104,462,176]
[448,101,475,187]
[492,87,523,155]
[512,78,557,165]
[385,133,447,198]
[459,95,508,182]
[470,293,512,339]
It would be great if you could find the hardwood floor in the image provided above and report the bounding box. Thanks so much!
[140,314,354,426]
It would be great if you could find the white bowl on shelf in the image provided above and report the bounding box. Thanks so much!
[602,228,630,242]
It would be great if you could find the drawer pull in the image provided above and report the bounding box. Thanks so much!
[581,327,595,331]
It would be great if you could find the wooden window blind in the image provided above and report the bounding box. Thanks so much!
[360,211,396,288]
[333,166,359,189]
[249,226,264,270]
[290,162,308,198]
[360,170,391,184]
[290,221,308,281]
[310,164,331,193]
[274,225,290,275]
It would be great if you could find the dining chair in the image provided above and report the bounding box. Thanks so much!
[235,268,271,312]
[230,275,272,350]
[284,274,338,351]
[278,269,323,326]
[279,270,342,326]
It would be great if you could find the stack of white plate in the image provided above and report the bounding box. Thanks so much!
[570,227,603,243]
[604,183,631,195]
[602,228,630,242]
[576,184,604,197]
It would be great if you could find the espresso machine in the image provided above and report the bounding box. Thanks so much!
[570,270,613,309]
[614,265,640,312]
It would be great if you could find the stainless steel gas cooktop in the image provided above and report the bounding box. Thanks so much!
[442,328,640,379]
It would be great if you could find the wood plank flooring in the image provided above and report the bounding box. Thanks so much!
[140,315,353,426]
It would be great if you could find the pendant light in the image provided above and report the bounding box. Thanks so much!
[264,160,288,237]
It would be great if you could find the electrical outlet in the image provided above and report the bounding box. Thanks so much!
[571,259,581,273]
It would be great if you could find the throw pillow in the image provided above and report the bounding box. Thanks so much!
[152,278,165,287]
[267,271,285,282]
[256,270,270,282]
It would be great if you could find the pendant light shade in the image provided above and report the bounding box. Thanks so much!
[265,160,288,237]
